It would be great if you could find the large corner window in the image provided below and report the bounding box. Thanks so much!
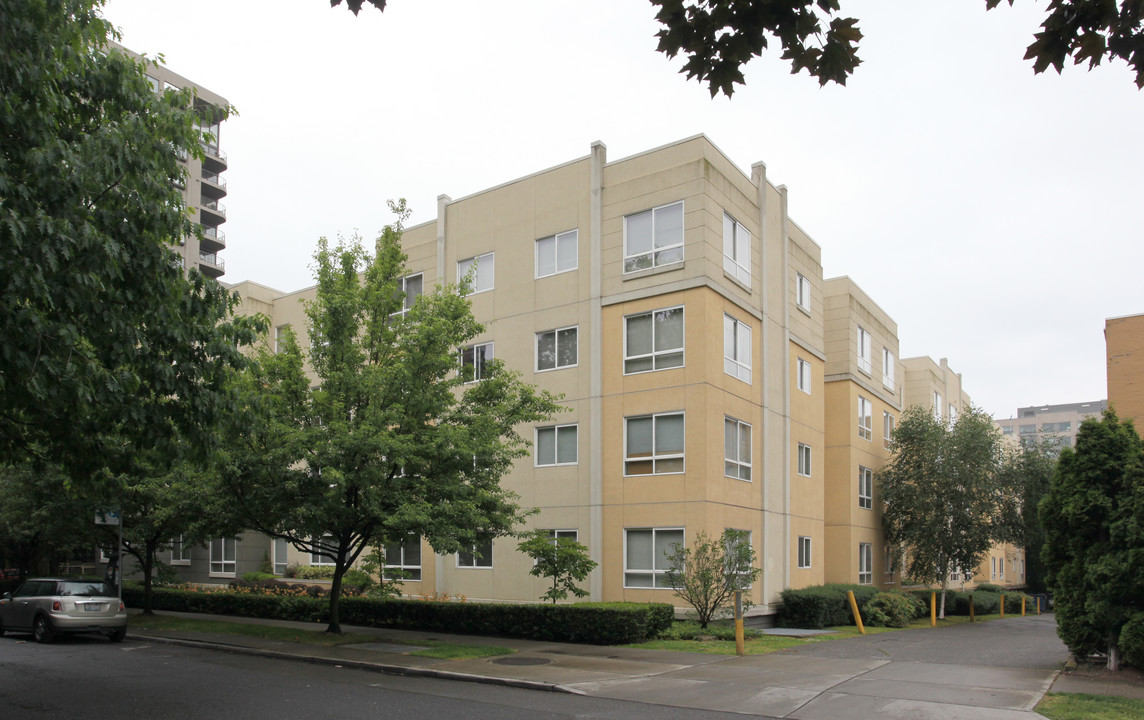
[457,252,494,295]
[624,412,684,475]
[882,347,896,391]
[624,527,682,588]
[858,396,873,441]
[857,326,872,374]
[858,466,873,509]
[624,307,683,374]
[722,212,750,286]
[723,314,751,383]
[536,229,577,277]
[624,201,683,273]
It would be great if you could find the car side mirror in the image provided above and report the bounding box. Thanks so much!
[1,592,11,602]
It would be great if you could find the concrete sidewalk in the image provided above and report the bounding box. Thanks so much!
[122,611,1140,719]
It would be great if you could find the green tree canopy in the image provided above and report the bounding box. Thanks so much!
[879,405,1020,618]
[996,437,1058,594]
[664,529,760,628]
[1040,410,1144,670]
[517,531,598,604]
[0,0,264,478]
[215,205,563,632]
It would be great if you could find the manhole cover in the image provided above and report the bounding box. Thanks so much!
[491,656,553,666]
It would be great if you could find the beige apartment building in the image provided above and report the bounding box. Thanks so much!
[1107,313,1144,426]
[995,400,1107,452]
[224,135,1021,613]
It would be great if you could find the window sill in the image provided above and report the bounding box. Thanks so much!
[722,268,751,291]
[622,260,683,281]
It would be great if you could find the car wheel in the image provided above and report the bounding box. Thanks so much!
[108,627,125,643]
[33,615,55,644]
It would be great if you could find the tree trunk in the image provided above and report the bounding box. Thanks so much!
[326,562,345,634]
[1108,636,1121,671]
[939,578,948,620]
[141,554,154,615]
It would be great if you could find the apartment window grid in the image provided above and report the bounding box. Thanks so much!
[723,314,751,383]
[797,443,812,477]
[384,534,422,581]
[858,466,873,509]
[536,229,577,278]
[392,273,423,316]
[310,533,335,566]
[724,530,754,586]
[457,538,493,568]
[934,392,944,421]
[272,538,288,575]
[457,251,494,295]
[209,538,236,576]
[625,412,685,475]
[858,543,873,585]
[999,558,1005,579]
[459,342,494,382]
[724,417,752,481]
[883,411,895,450]
[858,396,873,441]
[798,536,812,569]
[624,527,683,588]
[949,404,958,425]
[796,273,811,311]
[856,327,872,374]
[624,201,683,273]
[274,324,289,354]
[722,212,751,286]
[797,358,811,394]
[624,307,683,374]
[536,326,578,371]
[170,535,192,566]
[882,348,895,390]
[536,424,578,467]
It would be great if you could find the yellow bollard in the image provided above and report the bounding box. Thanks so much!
[847,590,866,635]
[734,591,745,656]
[970,593,975,622]
[1022,596,1026,616]
[1000,594,1005,618]
[1037,596,1041,615]
[931,592,937,627]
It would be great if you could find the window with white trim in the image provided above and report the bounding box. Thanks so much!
[722,212,750,285]
[949,566,961,582]
[884,546,896,581]
[882,347,895,390]
[170,535,192,566]
[991,556,996,578]
[393,273,423,316]
[624,201,683,273]
[536,424,578,466]
[209,538,236,576]
[457,538,493,568]
[796,273,811,311]
[384,534,422,581]
[857,327,872,374]
[624,527,682,588]
[274,325,290,354]
[949,404,958,425]
[457,251,494,295]
[624,307,683,373]
[310,533,335,566]
[797,358,811,394]
[999,558,1004,578]
[536,229,577,277]
[858,466,873,509]
[459,342,494,382]
[724,417,752,481]
[536,326,577,371]
[859,542,873,585]
[625,412,685,475]
[723,314,751,382]
[798,443,812,477]
[723,529,754,585]
[934,392,944,421]
[858,396,873,441]
[798,536,812,569]
[884,411,895,450]
[273,538,288,575]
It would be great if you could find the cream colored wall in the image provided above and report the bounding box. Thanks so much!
[789,341,824,588]
[1107,314,1144,425]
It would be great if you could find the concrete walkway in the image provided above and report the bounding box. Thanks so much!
[119,611,1139,719]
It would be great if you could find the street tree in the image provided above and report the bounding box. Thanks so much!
[1040,410,1144,671]
[1,0,265,479]
[0,463,94,579]
[331,0,1144,94]
[997,437,1057,594]
[216,206,563,633]
[517,531,598,604]
[879,405,1019,618]
[664,529,760,628]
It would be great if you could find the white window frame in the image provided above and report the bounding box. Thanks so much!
[459,341,494,383]
[457,538,494,568]
[858,466,873,509]
[934,392,944,421]
[274,325,289,354]
[859,542,873,585]
[798,536,812,569]
[624,200,684,273]
[209,538,237,577]
[392,273,423,317]
[310,532,335,566]
[797,358,811,394]
[624,306,684,374]
[535,424,578,467]
[796,273,811,311]
[884,546,896,581]
[949,404,958,425]
[624,412,685,476]
[457,251,494,295]
[623,527,683,589]
[272,537,289,575]
[797,443,812,477]
[724,417,752,481]
[882,347,895,390]
[857,327,872,374]
[384,534,422,581]
[999,557,1004,579]
[858,396,873,441]
[884,411,895,450]
[992,556,997,579]
[536,325,578,372]
[170,535,192,566]
[535,229,578,278]
[723,314,751,383]
[722,212,751,286]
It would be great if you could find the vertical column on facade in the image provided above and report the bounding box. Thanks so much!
[752,162,773,609]
[778,184,793,594]
[588,141,606,601]
[434,193,451,595]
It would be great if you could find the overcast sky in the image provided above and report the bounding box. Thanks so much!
[102,0,1144,420]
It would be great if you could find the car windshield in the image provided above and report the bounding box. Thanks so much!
[58,581,115,597]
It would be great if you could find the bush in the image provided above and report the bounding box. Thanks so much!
[1119,613,1144,669]
[776,584,879,629]
[292,565,336,580]
[657,620,760,641]
[241,571,277,583]
[864,592,926,628]
[341,569,374,595]
[975,583,1004,593]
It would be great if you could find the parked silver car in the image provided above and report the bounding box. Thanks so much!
[0,577,126,643]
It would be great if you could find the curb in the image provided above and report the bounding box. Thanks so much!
[128,633,581,695]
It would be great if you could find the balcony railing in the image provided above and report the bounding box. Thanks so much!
[199,252,225,269]
[201,226,226,247]
[200,200,227,218]
[201,143,227,162]
[201,170,227,188]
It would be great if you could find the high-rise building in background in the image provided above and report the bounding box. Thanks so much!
[995,400,1107,452]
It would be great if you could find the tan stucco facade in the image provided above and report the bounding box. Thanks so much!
[1107,313,1144,426]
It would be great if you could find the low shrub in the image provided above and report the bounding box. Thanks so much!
[241,571,277,583]
[341,569,374,595]
[776,584,878,629]
[658,620,760,641]
[864,591,926,628]
[975,583,1004,593]
[292,565,336,580]
[1120,613,1144,669]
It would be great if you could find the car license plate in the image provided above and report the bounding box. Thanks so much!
[84,603,103,612]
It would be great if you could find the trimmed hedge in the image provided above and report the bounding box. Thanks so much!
[776,584,879,628]
[123,587,672,645]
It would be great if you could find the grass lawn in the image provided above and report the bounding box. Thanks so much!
[128,613,513,659]
[1037,692,1144,720]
